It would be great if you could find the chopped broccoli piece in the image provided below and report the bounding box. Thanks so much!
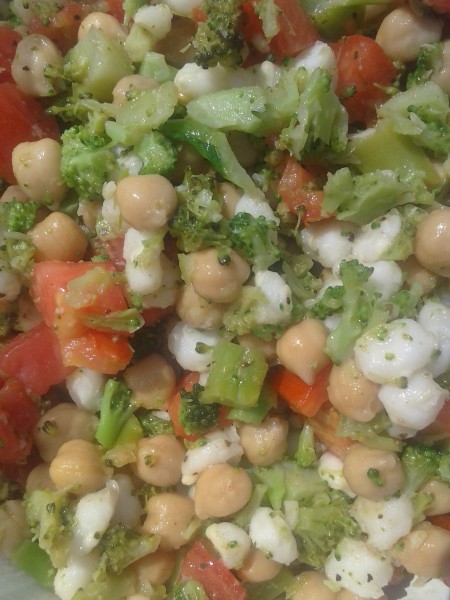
[168,580,209,600]
[95,379,137,449]
[407,43,443,89]
[24,488,75,568]
[192,0,244,69]
[11,539,56,589]
[137,411,174,437]
[72,572,136,600]
[2,200,39,233]
[228,212,280,272]
[310,285,344,320]
[135,130,177,177]
[295,424,317,468]
[60,125,117,201]
[97,524,159,575]
[337,412,404,453]
[401,443,443,494]
[179,383,221,436]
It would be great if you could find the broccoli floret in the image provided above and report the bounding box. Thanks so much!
[192,0,244,69]
[97,524,159,575]
[60,125,117,201]
[179,383,221,436]
[24,488,75,568]
[137,411,175,437]
[134,130,177,177]
[228,212,281,272]
[407,43,443,88]
[401,444,442,494]
[295,424,317,469]
[95,379,137,449]
[2,200,39,233]
[168,580,209,600]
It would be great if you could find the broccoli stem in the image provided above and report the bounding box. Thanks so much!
[95,379,136,449]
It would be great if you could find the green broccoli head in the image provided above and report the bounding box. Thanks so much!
[95,379,136,449]
[135,130,177,177]
[179,383,221,437]
[168,581,209,600]
[60,125,117,201]
[192,0,245,68]
[229,212,280,272]
[407,43,443,89]
[2,199,39,233]
[97,524,159,575]
[401,443,442,494]
[137,411,175,437]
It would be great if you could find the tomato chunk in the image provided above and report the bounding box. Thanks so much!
[269,0,321,61]
[0,26,21,84]
[28,1,91,53]
[270,364,332,417]
[278,157,327,223]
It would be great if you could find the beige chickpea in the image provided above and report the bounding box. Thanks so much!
[116,174,177,232]
[342,443,405,501]
[189,248,250,303]
[112,74,159,106]
[218,182,242,220]
[414,207,450,277]
[132,435,185,486]
[239,416,288,467]
[124,353,176,410]
[12,139,67,206]
[422,479,450,516]
[142,492,196,550]
[26,463,55,493]
[0,185,28,204]
[133,549,176,586]
[29,212,88,262]
[431,39,450,94]
[393,521,450,579]
[375,6,443,63]
[78,12,127,42]
[237,334,278,365]
[236,547,282,583]
[276,318,331,386]
[400,255,437,295]
[176,283,227,330]
[0,500,28,557]
[49,439,112,495]
[33,403,98,463]
[12,34,64,96]
[328,358,382,423]
[291,571,337,600]
[194,463,253,520]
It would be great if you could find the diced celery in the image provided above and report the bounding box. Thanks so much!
[12,540,56,589]
[227,383,276,424]
[139,52,177,83]
[115,415,143,445]
[201,341,268,408]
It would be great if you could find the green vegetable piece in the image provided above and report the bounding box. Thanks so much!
[338,412,404,453]
[82,308,144,334]
[72,572,135,600]
[95,379,137,449]
[168,580,209,600]
[245,568,296,600]
[97,524,160,574]
[114,414,143,446]
[138,411,175,437]
[179,383,221,436]
[12,539,56,589]
[139,51,177,83]
[135,130,177,177]
[227,383,276,424]
[202,341,268,408]
[295,423,317,468]
[2,199,39,233]
[161,117,259,196]
[401,443,444,494]
[228,212,280,272]
[65,27,133,102]
[407,43,443,89]
[300,0,383,39]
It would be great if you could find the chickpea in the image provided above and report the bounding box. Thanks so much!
[124,353,176,410]
[431,39,450,94]
[112,74,159,106]
[132,435,185,486]
[400,255,437,295]
[12,139,67,206]
[12,34,64,96]
[393,521,450,579]
[194,463,253,520]
[33,403,98,463]
[236,547,282,583]
[26,463,55,493]
[133,549,176,586]
[375,6,443,63]
[0,185,28,204]
[78,12,127,42]
[239,416,289,467]
[49,439,112,495]
[291,571,337,600]
[29,212,88,262]
[276,318,331,386]
[218,182,242,220]
[421,479,450,516]
[189,248,250,303]
[142,492,196,550]
[415,207,450,277]
[342,443,405,501]
[116,174,177,232]
[176,283,227,330]
[237,334,277,365]
[328,358,382,423]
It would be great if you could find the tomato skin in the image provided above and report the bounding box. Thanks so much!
[0,82,60,184]
[269,0,321,61]
[142,306,175,327]
[332,35,397,126]
[61,330,133,374]
[28,2,91,53]
[270,364,332,417]
[103,0,125,22]
[0,323,70,394]
[278,157,327,223]
[180,540,249,600]
[0,27,21,84]
[428,514,450,531]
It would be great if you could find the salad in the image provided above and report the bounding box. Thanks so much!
[0,0,450,598]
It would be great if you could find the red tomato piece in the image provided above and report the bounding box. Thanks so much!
[332,35,397,126]
[428,514,450,531]
[278,157,327,223]
[142,305,175,327]
[270,364,332,417]
[307,402,353,457]
[424,0,450,15]
[181,540,249,600]
[28,2,91,54]
[0,27,21,84]
[0,322,71,394]
[269,0,321,61]
[61,330,133,374]
[103,0,125,22]
[0,82,60,184]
